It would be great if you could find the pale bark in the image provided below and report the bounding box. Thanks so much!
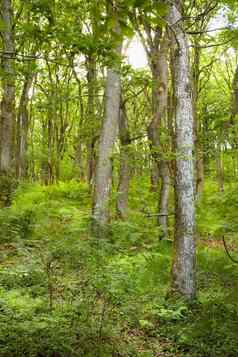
[72,66,85,181]
[86,56,97,186]
[216,141,224,193]
[147,32,169,192]
[116,102,131,220]
[41,121,48,184]
[16,72,35,179]
[0,0,15,174]
[47,116,54,184]
[192,45,204,196]
[92,15,122,231]
[168,2,196,299]
[158,161,170,239]
[231,64,238,149]
[92,66,121,229]
[135,10,171,234]
[190,5,215,196]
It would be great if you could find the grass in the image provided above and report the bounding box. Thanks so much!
[0,180,237,356]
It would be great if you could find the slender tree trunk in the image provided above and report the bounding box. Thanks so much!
[92,65,122,229]
[116,101,131,220]
[72,66,85,181]
[29,97,35,181]
[41,121,48,184]
[149,33,170,236]
[92,15,122,232]
[168,1,196,300]
[231,64,238,118]
[140,26,170,235]
[16,72,35,179]
[0,0,15,174]
[196,152,204,194]
[86,56,96,186]
[47,117,54,184]
[192,45,204,196]
[158,161,170,238]
[231,64,238,162]
[147,32,169,192]
[216,140,224,192]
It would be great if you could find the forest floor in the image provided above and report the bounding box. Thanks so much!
[0,181,237,356]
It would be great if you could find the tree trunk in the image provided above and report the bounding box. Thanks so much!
[16,72,35,179]
[147,32,169,192]
[72,66,85,181]
[168,1,196,300]
[158,161,170,239]
[192,45,204,196]
[232,64,238,118]
[92,64,121,230]
[41,121,48,184]
[0,0,15,174]
[216,140,224,192]
[116,101,131,220]
[86,56,96,187]
[47,117,54,184]
[92,15,122,232]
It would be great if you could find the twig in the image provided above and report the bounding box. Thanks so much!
[222,236,238,264]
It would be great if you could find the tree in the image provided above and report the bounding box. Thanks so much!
[116,98,131,219]
[0,0,15,175]
[92,2,122,233]
[168,0,196,299]
[132,1,171,237]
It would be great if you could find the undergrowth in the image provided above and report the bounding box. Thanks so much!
[0,180,237,356]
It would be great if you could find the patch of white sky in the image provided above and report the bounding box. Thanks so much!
[208,7,228,31]
[125,6,237,70]
[125,36,148,69]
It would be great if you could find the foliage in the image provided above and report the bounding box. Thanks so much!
[1,0,238,355]
[0,182,237,355]
[197,179,238,237]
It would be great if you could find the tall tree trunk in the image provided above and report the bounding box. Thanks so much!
[92,65,121,230]
[231,64,238,148]
[28,95,35,181]
[149,33,170,236]
[92,15,122,232]
[72,65,85,181]
[41,121,48,184]
[158,161,170,239]
[168,1,196,300]
[0,0,15,174]
[216,140,224,193]
[47,116,54,184]
[147,32,169,192]
[192,45,204,196]
[231,63,238,118]
[16,72,35,179]
[86,56,96,187]
[116,101,131,220]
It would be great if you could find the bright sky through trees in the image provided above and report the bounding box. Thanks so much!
[126,36,148,68]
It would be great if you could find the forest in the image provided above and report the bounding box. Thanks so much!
[0,0,238,356]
